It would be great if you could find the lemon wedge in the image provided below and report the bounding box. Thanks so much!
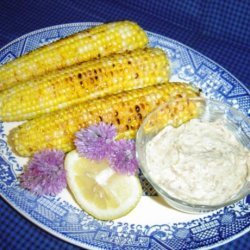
[65,150,142,220]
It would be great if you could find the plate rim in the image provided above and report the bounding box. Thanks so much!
[0,22,249,250]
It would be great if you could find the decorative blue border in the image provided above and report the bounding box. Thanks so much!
[0,22,249,250]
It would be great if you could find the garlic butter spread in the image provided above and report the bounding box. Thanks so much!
[146,119,250,205]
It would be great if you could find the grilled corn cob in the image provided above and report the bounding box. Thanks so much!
[0,48,169,122]
[10,82,200,157]
[0,21,148,91]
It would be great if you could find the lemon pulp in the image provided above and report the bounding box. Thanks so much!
[65,150,142,220]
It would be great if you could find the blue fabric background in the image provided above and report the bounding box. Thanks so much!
[0,0,249,249]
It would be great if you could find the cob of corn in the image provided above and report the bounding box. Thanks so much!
[10,82,200,157]
[0,48,169,122]
[0,21,148,91]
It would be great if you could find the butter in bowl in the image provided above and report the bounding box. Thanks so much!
[136,97,250,213]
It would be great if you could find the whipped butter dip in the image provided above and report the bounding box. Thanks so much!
[146,119,250,205]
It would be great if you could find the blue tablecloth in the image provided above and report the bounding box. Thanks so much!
[0,1,249,249]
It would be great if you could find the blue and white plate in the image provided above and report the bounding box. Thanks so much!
[0,22,249,250]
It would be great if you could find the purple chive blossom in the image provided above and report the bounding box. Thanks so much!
[74,122,116,160]
[20,149,66,196]
[109,140,139,175]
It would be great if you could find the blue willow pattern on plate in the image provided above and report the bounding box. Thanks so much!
[0,23,249,250]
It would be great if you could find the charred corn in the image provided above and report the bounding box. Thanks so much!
[0,21,148,91]
[0,48,169,122]
[10,82,200,156]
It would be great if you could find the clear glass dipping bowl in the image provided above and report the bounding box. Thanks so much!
[136,97,250,213]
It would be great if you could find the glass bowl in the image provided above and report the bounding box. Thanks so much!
[136,97,250,213]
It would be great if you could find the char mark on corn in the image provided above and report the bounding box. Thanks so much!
[10,82,200,157]
[0,21,148,91]
[0,48,169,121]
